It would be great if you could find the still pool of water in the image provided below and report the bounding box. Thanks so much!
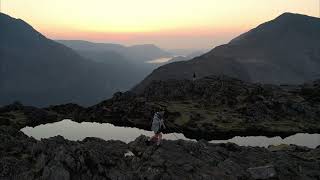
[21,119,320,148]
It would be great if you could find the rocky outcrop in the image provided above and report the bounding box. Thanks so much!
[90,76,320,140]
[0,102,59,129]
[1,76,320,140]
[0,127,319,180]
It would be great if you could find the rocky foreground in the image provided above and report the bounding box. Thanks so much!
[1,75,320,140]
[0,126,319,180]
[0,76,320,179]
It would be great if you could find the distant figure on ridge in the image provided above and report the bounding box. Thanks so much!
[149,111,166,146]
[193,72,196,81]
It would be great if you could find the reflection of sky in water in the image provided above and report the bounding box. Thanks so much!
[211,134,320,149]
[21,119,189,143]
[146,57,173,64]
[21,119,320,148]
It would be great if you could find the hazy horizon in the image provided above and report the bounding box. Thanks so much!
[1,0,319,49]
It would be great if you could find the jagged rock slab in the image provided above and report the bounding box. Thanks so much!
[0,127,319,179]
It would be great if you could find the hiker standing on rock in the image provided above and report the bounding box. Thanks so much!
[150,111,166,146]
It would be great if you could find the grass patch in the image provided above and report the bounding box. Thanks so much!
[166,101,243,129]
[5,111,28,126]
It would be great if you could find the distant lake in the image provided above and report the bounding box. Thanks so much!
[146,57,173,64]
[21,119,320,148]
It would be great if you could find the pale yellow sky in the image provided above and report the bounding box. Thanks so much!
[2,0,319,49]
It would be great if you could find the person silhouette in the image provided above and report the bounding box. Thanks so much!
[150,111,166,146]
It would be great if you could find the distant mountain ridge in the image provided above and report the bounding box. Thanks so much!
[133,13,320,92]
[57,40,172,63]
[57,40,205,82]
[0,13,145,106]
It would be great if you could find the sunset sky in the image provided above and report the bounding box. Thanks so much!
[2,0,319,49]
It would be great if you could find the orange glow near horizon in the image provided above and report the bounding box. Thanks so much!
[2,0,319,49]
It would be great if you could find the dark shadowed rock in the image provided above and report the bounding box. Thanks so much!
[1,75,319,140]
[0,127,319,180]
[88,75,320,140]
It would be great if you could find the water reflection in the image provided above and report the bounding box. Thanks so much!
[21,119,189,143]
[146,57,173,64]
[21,120,320,148]
[211,134,320,148]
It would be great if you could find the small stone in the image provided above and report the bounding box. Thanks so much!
[124,150,135,157]
[247,165,277,180]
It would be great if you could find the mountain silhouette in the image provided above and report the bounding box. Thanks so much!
[134,13,320,92]
[57,40,171,64]
[0,13,143,106]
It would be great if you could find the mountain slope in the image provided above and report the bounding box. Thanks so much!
[0,13,139,106]
[133,55,251,93]
[134,13,320,92]
[213,12,320,84]
[56,40,160,84]
[57,40,171,63]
